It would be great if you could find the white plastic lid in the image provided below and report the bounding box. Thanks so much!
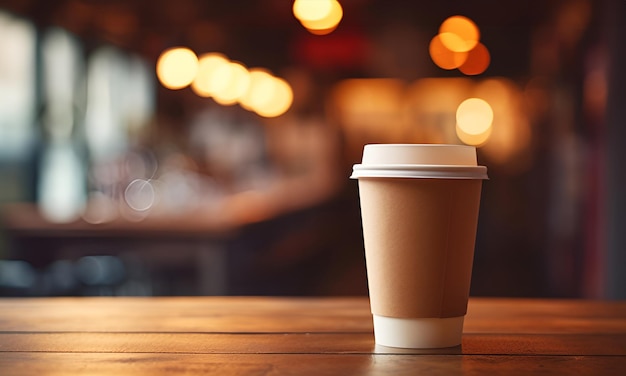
[372,314,464,349]
[361,144,478,165]
[350,144,488,180]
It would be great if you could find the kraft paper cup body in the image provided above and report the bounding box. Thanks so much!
[351,144,487,348]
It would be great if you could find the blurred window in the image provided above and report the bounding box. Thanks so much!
[0,11,36,159]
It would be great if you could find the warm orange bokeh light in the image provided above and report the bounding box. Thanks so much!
[456,97,493,135]
[331,78,407,142]
[333,79,406,119]
[439,15,480,52]
[240,69,275,112]
[257,77,293,118]
[299,0,343,35]
[158,47,293,116]
[293,0,334,22]
[212,61,251,105]
[301,23,339,36]
[456,122,493,146]
[474,79,532,166]
[458,42,490,75]
[156,47,198,90]
[456,97,494,146]
[191,53,229,97]
[429,34,468,70]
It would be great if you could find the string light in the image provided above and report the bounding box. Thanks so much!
[253,76,294,118]
[157,48,293,117]
[191,53,229,97]
[211,61,251,106]
[156,47,198,90]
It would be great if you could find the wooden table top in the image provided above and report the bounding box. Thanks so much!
[0,297,625,375]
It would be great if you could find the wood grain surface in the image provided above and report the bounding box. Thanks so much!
[1,297,625,375]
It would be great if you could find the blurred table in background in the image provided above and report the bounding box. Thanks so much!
[0,297,625,375]
[0,202,253,296]
[0,198,366,297]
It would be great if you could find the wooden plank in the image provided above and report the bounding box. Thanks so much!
[2,297,626,334]
[0,332,372,355]
[0,297,372,333]
[0,353,625,376]
[2,332,625,356]
[465,298,626,334]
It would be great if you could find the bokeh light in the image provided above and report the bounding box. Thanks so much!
[124,178,155,212]
[458,42,490,75]
[293,0,334,22]
[254,76,293,118]
[211,61,251,105]
[191,53,229,97]
[298,0,343,35]
[439,15,480,52]
[156,47,198,90]
[475,79,532,168]
[429,34,468,70]
[456,121,493,146]
[474,79,513,110]
[456,97,493,135]
[330,78,407,143]
[430,15,488,76]
[239,69,294,117]
[240,68,276,111]
[157,47,293,116]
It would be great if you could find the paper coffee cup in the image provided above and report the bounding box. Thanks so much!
[351,144,488,348]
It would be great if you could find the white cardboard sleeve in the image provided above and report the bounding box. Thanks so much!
[373,315,465,348]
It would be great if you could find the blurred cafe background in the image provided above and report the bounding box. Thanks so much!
[0,0,624,299]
